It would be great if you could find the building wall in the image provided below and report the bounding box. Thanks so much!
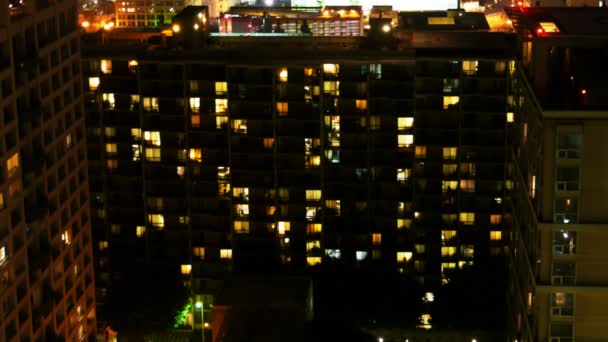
[0,0,97,339]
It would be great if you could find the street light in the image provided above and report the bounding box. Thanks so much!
[195,301,205,342]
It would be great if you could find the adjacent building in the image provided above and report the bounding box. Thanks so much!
[0,0,97,339]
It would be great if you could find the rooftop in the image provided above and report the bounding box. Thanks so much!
[505,6,608,36]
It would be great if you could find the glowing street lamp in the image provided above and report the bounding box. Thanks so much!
[195,301,205,342]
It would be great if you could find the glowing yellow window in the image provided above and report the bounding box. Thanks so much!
[396,168,410,183]
[131,128,142,140]
[441,246,456,257]
[462,245,475,258]
[509,60,516,75]
[102,93,115,109]
[490,214,503,225]
[398,117,414,130]
[6,153,19,177]
[189,97,200,113]
[459,212,475,225]
[105,143,117,154]
[306,189,322,201]
[507,112,514,123]
[215,81,227,96]
[539,22,559,33]
[216,116,228,129]
[305,155,321,168]
[233,187,249,200]
[397,219,412,230]
[278,68,288,82]
[220,249,232,259]
[442,147,457,160]
[143,97,159,111]
[356,99,367,110]
[443,96,460,110]
[460,179,475,192]
[143,131,161,146]
[442,181,458,192]
[130,95,140,110]
[306,223,322,234]
[304,68,315,77]
[323,63,338,75]
[61,230,71,245]
[128,59,138,72]
[105,127,116,137]
[397,251,413,262]
[443,164,457,176]
[148,214,164,228]
[215,99,228,114]
[278,221,290,235]
[180,264,191,275]
[145,147,161,162]
[88,77,100,91]
[100,59,112,74]
[372,233,381,246]
[193,247,205,259]
[323,81,339,96]
[490,231,502,241]
[441,262,457,272]
[462,60,478,76]
[263,138,274,149]
[106,159,118,170]
[189,148,202,162]
[136,226,146,237]
[99,241,108,250]
[235,204,249,217]
[277,102,288,116]
[191,114,201,128]
[307,257,322,266]
[398,135,414,148]
[415,146,426,158]
[234,220,249,233]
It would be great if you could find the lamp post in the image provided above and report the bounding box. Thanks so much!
[195,301,205,342]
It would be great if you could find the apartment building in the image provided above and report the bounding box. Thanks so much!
[83,9,538,336]
[0,0,97,339]
[115,0,204,28]
[506,7,608,342]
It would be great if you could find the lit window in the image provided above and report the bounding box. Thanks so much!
[105,143,117,154]
[442,164,457,176]
[145,147,161,162]
[233,187,249,201]
[148,214,164,228]
[306,223,322,234]
[539,22,559,33]
[428,17,455,25]
[398,135,414,148]
[189,97,200,113]
[180,264,192,275]
[326,249,341,259]
[462,60,478,76]
[397,117,414,130]
[193,247,205,259]
[143,131,161,146]
[461,245,475,258]
[189,148,202,162]
[179,216,189,225]
[460,163,476,176]
[216,116,228,129]
[130,95,140,110]
[276,102,288,116]
[441,180,458,193]
[355,99,367,110]
[278,221,290,235]
[215,82,227,96]
[106,159,118,170]
[459,212,475,225]
[490,231,502,241]
[553,230,576,254]
[102,93,115,109]
[100,59,112,74]
[415,146,426,158]
[0,245,6,265]
[61,229,71,245]
[176,166,185,177]
[443,96,460,110]
[325,200,341,215]
[88,77,100,91]
[234,220,249,233]
[323,81,339,95]
[128,59,138,73]
[136,226,146,237]
[460,179,475,192]
[397,219,412,230]
[215,99,228,113]
[105,127,116,137]
[307,257,322,266]
[372,233,381,246]
[306,189,322,201]
[507,112,514,123]
[191,114,201,128]
[263,138,274,149]
[551,292,574,316]
[278,188,289,201]
[304,67,316,77]
[490,214,503,225]
[397,251,413,262]
[131,128,142,140]
[530,174,536,199]
[356,251,367,261]
[495,61,506,74]
[220,249,233,259]
[415,244,426,254]
[369,116,380,130]
[6,153,19,177]
[442,147,457,160]
[99,241,108,250]
[396,168,410,183]
[65,134,72,149]
[305,155,321,168]
[441,262,457,272]
[306,206,318,220]
[278,68,288,82]
[0,192,4,210]
[441,246,456,257]
[306,240,320,251]
[143,97,159,112]
[323,63,338,75]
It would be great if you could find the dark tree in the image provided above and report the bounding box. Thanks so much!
[300,20,311,34]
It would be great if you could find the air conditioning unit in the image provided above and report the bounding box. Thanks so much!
[552,275,564,285]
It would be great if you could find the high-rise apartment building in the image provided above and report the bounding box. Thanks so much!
[82,9,545,336]
[0,0,97,339]
[506,7,608,342]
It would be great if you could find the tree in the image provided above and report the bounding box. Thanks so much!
[300,20,311,34]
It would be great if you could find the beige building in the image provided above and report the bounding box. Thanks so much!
[0,0,97,339]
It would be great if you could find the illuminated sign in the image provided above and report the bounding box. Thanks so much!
[291,0,459,11]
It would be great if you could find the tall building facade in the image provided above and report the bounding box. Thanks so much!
[0,0,97,339]
[82,9,543,336]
